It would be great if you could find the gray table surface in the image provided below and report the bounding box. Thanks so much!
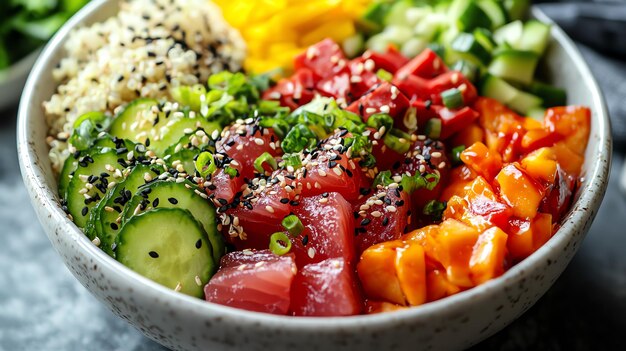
[2,45,626,350]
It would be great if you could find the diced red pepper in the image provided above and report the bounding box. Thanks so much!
[395,48,448,80]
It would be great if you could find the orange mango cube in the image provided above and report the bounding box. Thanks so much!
[395,244,427,306]
[469,227,509,285]
[357,241,406,305]
[521,147,558,184]
[496,164,543,219]
[460,142,503,181]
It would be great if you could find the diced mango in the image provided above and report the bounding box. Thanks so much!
[451,122,485,148]
[551,142,584,176]
[440,165,477,201]
[521,147,558,184]
[469,227,508,285]
[357,241,406,305]
[460,142,503,180]
[395,244,427,306]
[496,164,543,218]
[434,219,481,288]
[507,213,553,261]
[426,269,461,302]
[365,301,407,314]
[544,106,591,155]
[531,213,553,251]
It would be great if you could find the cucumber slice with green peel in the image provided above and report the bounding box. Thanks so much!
[121,180,224,264]
[165,148,200,176]
[109,98,161,144]
[480,74,543,114]
[449,0,492,32]
[493,20,523,47]
[480,74,519,104]
[473,28,496,52]
[477,0,508,29]
[66,149,126,228]
[359,1,393,33]
[508,90,543,115]
[148,117,220,156]
[115,208,215,298]
[503,0,529,21]
[59,154,80,199]
[488,49,539,85]
[518,20,551,55]
[529,81,567,107]
[342,34,364,58]
[88,164,162,256]
[449,32,492,66]
[164,128,216,157]
[401,37,428,58]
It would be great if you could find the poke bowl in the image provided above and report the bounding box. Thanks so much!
[17,0,611,350]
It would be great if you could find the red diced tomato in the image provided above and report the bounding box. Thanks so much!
[290,258,363,316]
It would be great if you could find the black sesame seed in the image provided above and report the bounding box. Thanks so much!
[195,239,202,249]
[290,200,300,206]
[81,207,88,216]
[322,192,329,198]
[353,211,360,219]
[395,200,405,207]
[346,169,353,177]
[360,218,371,226]
[168,197,178,204]
[280,198,289,204]
[149,251,159,258]
[153,198,159,207]
[110,222,119,230]
[302,235,309,246]
[382,217,389,226]
[217,198,228,205]
[328,161,337,168]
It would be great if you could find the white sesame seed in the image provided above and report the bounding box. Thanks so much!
[92,237,101,246]
[265,206,275,213]
[105,164,114,172]
[371,211,382,218]
[174,282,182,292]
[438,162,447,169]
[386,206,397,213]
[365,107,377,114]
[332,167,342,176]
[254,138,265,145]
[307,247,316,259]
[195,276,202,286]
[380,105,390,114]
[319,197,328,204]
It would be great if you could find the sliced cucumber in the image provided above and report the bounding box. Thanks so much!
[450,0,492,32]
[508,89,543,115]
[480,74,519,104]
[477,0,508,29]
[115,208,215,298]
[480,74,543,114]
[342,33,364,58]
[518,20,551,55]
[384,0,413,27]
[401,37,428,58]
[473,28,496,52]
[503,0,530,21]
[488,49,538,85]
[109,98,161,144]
[88,164,161,256]
[148,117,219,156]
[493,20,523,47]
[529,81,567,107]
[527,107,547,121]
[59,154,79,198]
[449,32,491,66]
[359,1,393,33]
[166,148,199,176]
[121,180,224,264]
[66,149,125,228]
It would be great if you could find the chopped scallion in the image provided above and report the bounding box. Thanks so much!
[195,152,216,177]
[441,88,464,109]
[451,145,466,166]
[282,215,304,237]
[424,118,442,139]
[269,232,292,256]
[423,200,447,221]
[254,152,278,174]
[376,68,393,82]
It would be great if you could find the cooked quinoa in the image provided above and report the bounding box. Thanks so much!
[45,0,246,172]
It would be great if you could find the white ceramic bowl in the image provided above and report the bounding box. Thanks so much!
[17,1,612,350]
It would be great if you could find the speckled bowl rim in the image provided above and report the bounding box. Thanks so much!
[17,0,611,332]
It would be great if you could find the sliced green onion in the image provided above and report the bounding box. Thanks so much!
[254,152,278,174]
[424,118,442,139]
[366,113,394,132]
[384,132,411,154]
[423,200,447,221]
[195,152,217,177]
[224,166,238,179]
[269,232,292,256]
[376,68,393,82]
[373,170,394,187]
[451,145,466,166]
[401,173,440,194]
[428,43,445,58]
[282,153,302,170]
[441,88,464,109]
[282,215,304,237]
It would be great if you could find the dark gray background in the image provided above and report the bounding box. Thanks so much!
[1,44,626,350]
